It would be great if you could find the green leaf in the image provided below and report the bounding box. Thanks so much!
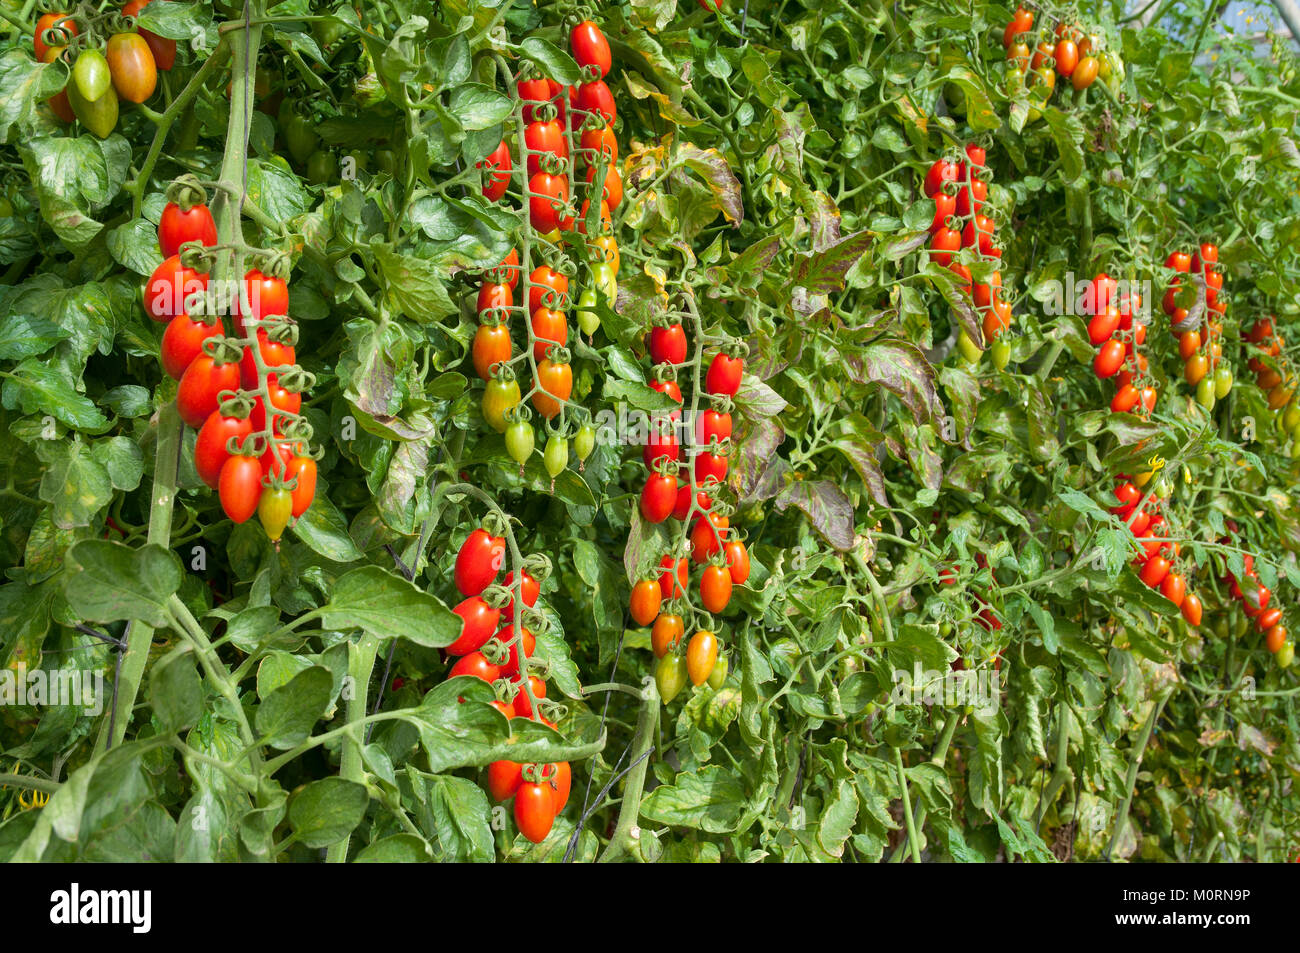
[321,566,460,647]
[149,650,203,732]
[291,485,364,562]
[356,833,433,862]
[638,766,746,833]
[0,52,68,143]
[2,359,109,431]
[446,83,514,131]
[371,243,457,323]
[288,777,369,848]
[255,666,334,749]
[0,314,70,361]
[519,37,583,86]
[603,378,678,413]
[62,541,182,627]
[132,1,213,40]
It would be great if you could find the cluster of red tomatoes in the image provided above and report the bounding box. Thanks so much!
[443,526,571,842]
[1223,548,1294,668]
[1083,273,1153,416]
[1164,244,1233,409]
[632,348,748,701]
[925,143,1012,367]
[1244,318,1297,433]
[35,3,175,138]
[471,20,624,475]
[1108,477,1202,624]
[1003,5,1105,109]
[145,181,315,543]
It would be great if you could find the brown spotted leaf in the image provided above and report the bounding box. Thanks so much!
[776,480,856,552]
[843,339,942,425]
[679,143,743,224]
[790,230,872,296]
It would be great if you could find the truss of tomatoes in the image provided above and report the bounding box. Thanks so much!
[1002,5,1110,104]
[468,19,623,487]
[633,343,748,703]
[1162,244,1234,410]
[1079,268,1198,622]
[1244,315,1300,450]
[925,142,1013,368]
[144,185,316,544]
[34,3,176,139]
[1222,548,1294,668]
[443,524,573,843]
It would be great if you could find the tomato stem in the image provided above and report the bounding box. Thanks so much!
[894,746,923,863]
[596,678,660,863]
[326,631,380,863]
[94,400,183,755]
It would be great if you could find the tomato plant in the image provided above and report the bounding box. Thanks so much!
[2,0,1299,869]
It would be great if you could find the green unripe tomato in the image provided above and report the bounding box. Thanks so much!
[956,330,981,364]
[1213,366,1233,399]
[66,82,118,139]
[482,378,520,433]
[306,150,334,185]
[991,339,1011,370]
[1277,640,1295,668]
[374,149,397,175]
[592,263,618,304]
[543,435,568,478]
[1284,401,1300,432]
[576,288,600,336]
[1195,376,1216,409]
[944,82,967,117]
[574,423,596,462]
[73,49,112,101]
[282,112,319,167]
[707,654,728,689]
[655,652,688,703]
[505,419,534,463]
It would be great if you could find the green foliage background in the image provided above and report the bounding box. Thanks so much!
[0,0,1298,861]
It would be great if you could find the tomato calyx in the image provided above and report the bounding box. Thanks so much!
[162,173,209,213]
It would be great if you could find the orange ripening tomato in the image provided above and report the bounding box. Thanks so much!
[105,32,157,103]
[629,578,662,627]
[532,359,572,418]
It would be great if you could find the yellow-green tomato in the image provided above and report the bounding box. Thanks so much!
[1277,640,1295,668]
[707,654,728,689]
[956,330,981,364]
[576,288,600,336]
[1213,366,1232,399]
[592,262,618,304]
[655,652,687,703]
[544,435,568,479]
[1195,377,1215,409]
[482,378,520,433]
[574,423,596,462]
[506,419,534,463]
[991,339,1011,370]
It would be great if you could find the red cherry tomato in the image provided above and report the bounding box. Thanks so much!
[177,355,240,428]
[144,254,209,321]
[158,201,217,258]
[195,409,253,489]
[455,528,506,597]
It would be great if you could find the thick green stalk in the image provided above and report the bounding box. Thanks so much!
[1105,689,1171,859]
[326,632,380,863]
[598,680,660,863]
[894,746,922,863]
[95,400,182,753]
[889,711,960,862]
